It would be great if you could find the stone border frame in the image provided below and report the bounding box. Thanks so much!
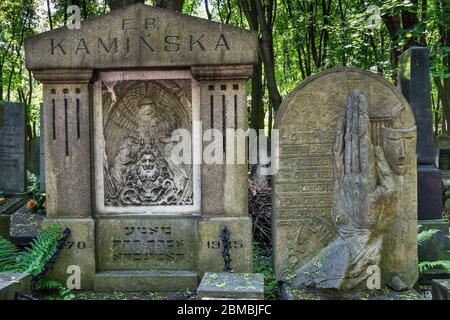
[93,70,201,216]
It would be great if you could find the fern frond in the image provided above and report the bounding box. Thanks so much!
[417,229,440,246]
[0,236,19,272]
[15,224,63,276]
[418,260,450,274]
[34,278,62,291]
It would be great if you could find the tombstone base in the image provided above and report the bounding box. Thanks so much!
[418,166,443,220]
[94,270,198,292]
[0,196,27,239]
[432,279,450,300]
[280,284,424,300]
[0,273,31,300]
[42,218,95,290]
[197,272,264,300]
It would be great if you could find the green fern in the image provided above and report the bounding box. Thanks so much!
[0,236,19,272]
[417,228,441,246]
[418,260,450,273]
[14,224,62,276]
[34,279,63,291]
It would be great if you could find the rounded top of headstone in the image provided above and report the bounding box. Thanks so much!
[275,67,415,131]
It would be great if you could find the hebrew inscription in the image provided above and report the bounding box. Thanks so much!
[102,80,193,207]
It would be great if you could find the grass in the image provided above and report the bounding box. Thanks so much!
[252,243,278,300]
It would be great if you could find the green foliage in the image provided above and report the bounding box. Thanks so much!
[417,228,441,246]
[0,236,19,272]
[26,173,40,194]
[0,224,65,292]
[418,260,450,274]
[13,224,62,276]
[417,227,450,274]
[252,243,278,300]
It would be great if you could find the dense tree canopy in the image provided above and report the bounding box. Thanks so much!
[1,0,449,138]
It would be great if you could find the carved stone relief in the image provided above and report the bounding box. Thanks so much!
[102,80,193,207]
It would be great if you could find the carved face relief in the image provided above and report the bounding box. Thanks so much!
[381,126,416,175]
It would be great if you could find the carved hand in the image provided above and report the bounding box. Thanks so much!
[332,89,396,233]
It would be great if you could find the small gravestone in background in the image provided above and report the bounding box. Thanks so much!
[0,103,27,193]
[273,68,418,296]
[0,103,28,239]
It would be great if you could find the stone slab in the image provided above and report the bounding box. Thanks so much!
[25,4,258,70]
[0,196,27,216]
[432,279,450,300]
[94,270,198,292]
[96,217,198,271]
[0,273,31,300]
[39,102,45,192]
[197,272,264,299]
[281,285,424,300]
[198,217,252,276]
[418,166,443,220]
[0,215,10,240]
[0,103,26,193]
[42,218,95,290]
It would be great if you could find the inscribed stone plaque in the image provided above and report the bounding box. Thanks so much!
[97,218,197,271]
[0,103,26,192]
[273,68,418,288]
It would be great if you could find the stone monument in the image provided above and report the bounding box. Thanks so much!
[25,4,257,291]
[273,68,418,293]
[398,47,443,222]
[0,102,28,239]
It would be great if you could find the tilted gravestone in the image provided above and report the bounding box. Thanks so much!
[0,103,27,193]
[273,68,418,292]
[25,4,257,291]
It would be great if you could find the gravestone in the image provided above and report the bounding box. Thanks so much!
[398,47,443,221]
[0,103,27,193]
[273,68,418,292]
[25,3,257,291]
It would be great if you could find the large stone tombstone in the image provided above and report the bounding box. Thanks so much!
[273,68,418,290]
[0,103,27,193]
[26,4,257,291]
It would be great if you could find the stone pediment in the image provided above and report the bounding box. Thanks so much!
[25,3,258,70]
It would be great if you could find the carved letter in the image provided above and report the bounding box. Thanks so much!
[51,39,66,55]
[98,38,118,53]
[139,36,155,52]
[189,35,206,51]
[215,34,230,50]
[122,18,136,30]
[75,38,90,55]
[145,18,156,29]
[164,36,180,52]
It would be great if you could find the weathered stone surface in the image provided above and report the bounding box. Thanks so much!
[432,279,450,300]
[0,103,26,193]
[42,83,92,218]
[417,166,443,220]
[273,68,418,289]
[0,273,31,300]
[197,272,264,299]
[39,102,45,192]
[96,217,197,271]
[0,196,27,216]
[42,218,95,290]
[198,217,252,276]
[94,270,198,292]
[0,215,10,239]
[25,4,258,70]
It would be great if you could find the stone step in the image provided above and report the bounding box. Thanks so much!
[94,270,199,292]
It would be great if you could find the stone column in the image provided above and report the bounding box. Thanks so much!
[398,47,443,223]
[192,65,253,275]
[33,69,95,290]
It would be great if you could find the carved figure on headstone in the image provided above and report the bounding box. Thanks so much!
[292,89,398,290]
